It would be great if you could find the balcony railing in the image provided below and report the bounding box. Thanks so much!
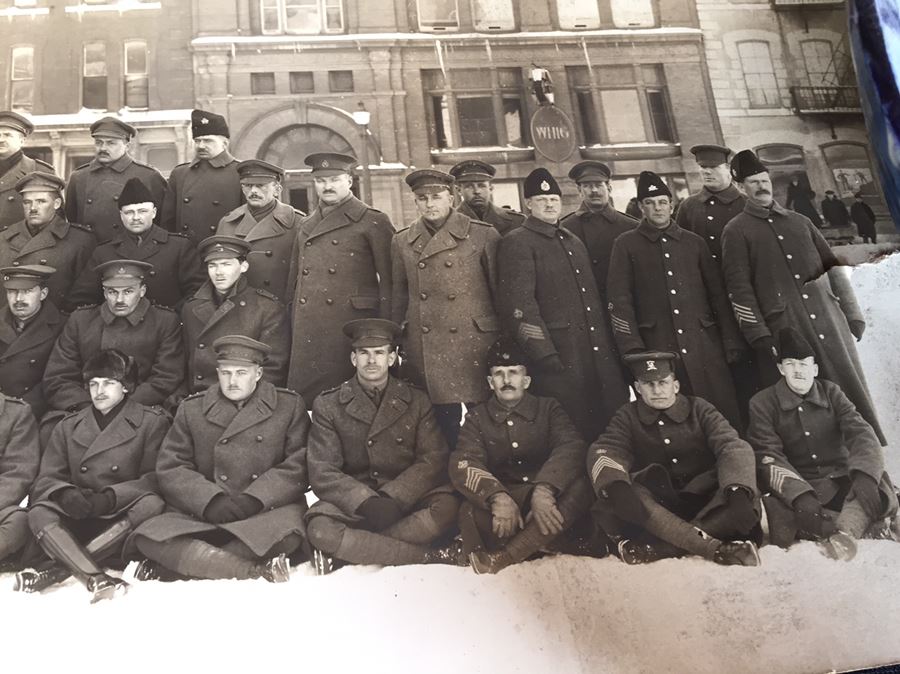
[773,0,845,8]
[790,85,861,114]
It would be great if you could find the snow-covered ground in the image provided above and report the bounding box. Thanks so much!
[2,249,900,674]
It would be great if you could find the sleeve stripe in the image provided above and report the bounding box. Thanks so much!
[590,455,627,484]
[769,465,803,493]
[465,467,497,493]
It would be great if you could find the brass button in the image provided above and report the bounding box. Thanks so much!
[183,197,190,203]
[422,326,430,333]
[367,439,374,447]
[256,435,263,442]
[302,269,309,276]
[418,262,426,269]
[80,466,88,473]
[221,438,228,444]
[111,465,119,472]
[420,292,427,300]
[328,268,336,274]
[326,298,334,305]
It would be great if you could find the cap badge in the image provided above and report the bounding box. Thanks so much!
[201,117,209,124]
[501,352,510,360]
[321,160,329,168]
[648,185,658,192]
[117,266,126,274]
[540,180,550,191]
[215,244,224,252]
[646,360,657,371]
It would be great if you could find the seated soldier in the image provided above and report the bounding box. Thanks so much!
[0,392,41,570]
[450,338,599,574]
[18,350,168,602]
[306,318,463,574]
[181,235,289,394]
[132,336,309,583]
[588,351,761,566]
[748,327,899,560]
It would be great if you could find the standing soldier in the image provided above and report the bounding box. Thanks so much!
[560,160,636,305]
[43,260,185,413]
[497,168,628,441]
[0,172,95,312]
[287,152,394,403]
[0,265,66,419]
[0,391,41,569]
[0,111,54,229]
[182,236,289,393]
[160,109,242,243]
[392,169,501,448]
[607,171,744,431]
[721,149,885,444]
[850,192,878,243]
[820,190,852,229]
[217,159,303,301]
[65,117,167,243]
[68,177,204,310]
[449,160,524,236]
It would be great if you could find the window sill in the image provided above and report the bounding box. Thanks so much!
[430,147,535,164]
[65,1,161,15]
[580,142,681,161]
[0,7,50,17]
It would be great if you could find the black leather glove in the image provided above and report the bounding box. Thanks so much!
[86,489,117,517]
[204,493,246,524]
[356,496,404,531]
[849,320,866,342]
[606,481,648,525]
[752,336,777,362]
[725,487,758,534]
[232,493,263,519]
[53,487,92,520]
[793,492,836,538]
[537,354,565,375]
[851,472,882,520]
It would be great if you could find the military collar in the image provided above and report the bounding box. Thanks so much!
[774,378,830,411]
[637,394,691,425]
[407,210,471,243]
[204,378,277,414]
[338,374,411,405]
[44,214,71,239]
[113,223,168,245]
[194,275,246,302]
[89,153,134,174]
[573,202,619,222]
[521,215,561,238]
[699,184,742,205]
[637,218,681,242]
[743,199,790,219]
[320,194,367,222]
[486,391,538,423]
[194,150,236,169]
[100,296,151,326]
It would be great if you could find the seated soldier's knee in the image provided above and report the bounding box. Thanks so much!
[306,516,345,555]
[26,504,62,536]
[428,493,460,533]
[126,494,166,526]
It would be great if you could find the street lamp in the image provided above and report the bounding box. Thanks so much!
[351,101,373,204]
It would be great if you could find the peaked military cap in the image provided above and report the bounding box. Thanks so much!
[15,171,64,195]
[637,171,671,201]
[568,160,611,183]
[730,149,768,182]
[343,318,402,348]
[449,160,496,183]
[623,351,678,382]
[486,337,530,370]
[690,144,732,167]
[0,110,34,135]
[117,177,156,209]
[1,264,56,290]
[213,335,271,365]
[198,235,251,262]
[405,169,454,194]
[236,159,285,184]
[95,259,153,287]
[305,152,358,176]
[90,116,136,140]
[523,167,561,198]
[777,327,815,361]
[192,109,229,139]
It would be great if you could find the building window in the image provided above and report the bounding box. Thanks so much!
[260,0,343,34]
[424,68,526,149]
[14,0,39,7]
[146,146,178,175]
[471,0,514,31]
[10,46,34,112]
[800,39,834,87]
[417,0,459,31]
[123,40,149,109]
[328,70,353,93]
[557,0,600,30]
[251,72,276,95]
[610,0,654,28]
[737,41,780,108]
[290,71,314,94]
[82,42,108,110]
[567,64,676,145]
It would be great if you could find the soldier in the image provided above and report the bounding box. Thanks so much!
[607,171,745,431]
[0,111,54,229]
[18,350,168,602]
[43,260,185,413]
[850,192,877,243]
[65,116,167,243]
[305,319,462,573]
[392,169,500,448]
[68,177,204,310]
[587,351,761,566]
[560,160,636,305]
[748,328,899,559]
[821,190,851,229]
[450,338,598,574]
[497,168,628,441]
[182,235,289,393]
[721,149,885,443]
[160,109,242,243]
[287,152,394,403]
[0,391,41,569]
[132,336,309,583]
[449,159,524,236]
[0,265,66,419]
[0,171,95,312]
[217,159,303,301]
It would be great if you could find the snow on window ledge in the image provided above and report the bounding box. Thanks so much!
[0,7,50,17]
[65,1,161,16]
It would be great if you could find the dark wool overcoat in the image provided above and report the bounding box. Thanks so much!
[457,200,524,237]
[0,395,40,526]
[674,184,746,263]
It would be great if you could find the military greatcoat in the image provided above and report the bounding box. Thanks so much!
[160,151,243,243]
[181,277,289,392]
[287,194,394,403]
[68,224,205,310]
[0,214,96,312]
[135,381,310,556]
[721,200,884,444]
[65,154,167,243]
[496,216,628,440]
[457,200,524,237]
[217,200,303,302]
[43,298,185,412]
[674,184,746,263]
[0,395,40,528]
[30,398,169,517]
[306,376,450,523]
[0,300,66,419]
[0,153,54,229]
[391,211,500,405]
